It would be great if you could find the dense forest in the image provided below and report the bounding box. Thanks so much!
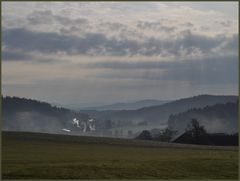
[2,96,89,133]
[168,101,238,134]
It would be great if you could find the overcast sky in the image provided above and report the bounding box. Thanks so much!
[2,2,238,106]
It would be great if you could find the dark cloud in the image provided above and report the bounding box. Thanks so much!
[2,28,238,57]
[2,28,141,56]
[175,30,224,53]
[100,22,127,31]
[222,34,238,52]
[2,50,32,61]
[2,50,59,63]
[27,10,54,25]
[137,21,176,32]
[2,28,107,55]
[59,26,82,34]
[27,10,89,27]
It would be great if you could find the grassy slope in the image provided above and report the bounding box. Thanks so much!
[2,131,239,179]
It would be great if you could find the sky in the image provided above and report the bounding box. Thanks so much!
[2,2,239,106]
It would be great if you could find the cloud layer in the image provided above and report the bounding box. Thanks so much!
[2,2,238,105]
[3,28,237,57]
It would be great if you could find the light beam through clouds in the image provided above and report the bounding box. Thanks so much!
[2,2,238,106]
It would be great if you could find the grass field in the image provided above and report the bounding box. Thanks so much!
[2,131,239,179]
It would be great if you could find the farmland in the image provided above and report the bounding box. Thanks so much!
[2,131,238,179]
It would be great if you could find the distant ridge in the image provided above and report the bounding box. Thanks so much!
[82,99,170,111]
[80,95,238,124]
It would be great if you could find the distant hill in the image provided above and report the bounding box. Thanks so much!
[2,96,89,133]
[3,95,238,138]
[168,101,238,134]
[82,99,170,111]
[80,95,238,125]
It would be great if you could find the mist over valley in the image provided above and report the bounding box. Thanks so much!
[2,95,238,139]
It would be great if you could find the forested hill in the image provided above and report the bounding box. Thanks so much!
[82,100,170,111]
[2,96,89,133]
[81,95,238,124]
[3,96,70,116]
[168,101,238,134]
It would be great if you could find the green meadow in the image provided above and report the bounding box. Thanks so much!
[2,131,238,179]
